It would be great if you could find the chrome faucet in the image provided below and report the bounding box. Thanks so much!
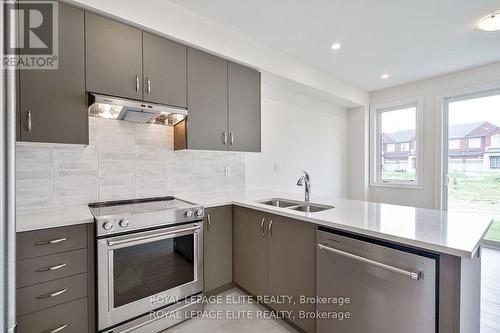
[296,171,311,202]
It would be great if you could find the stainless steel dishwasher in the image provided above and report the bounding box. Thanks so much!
[316,229,437,333]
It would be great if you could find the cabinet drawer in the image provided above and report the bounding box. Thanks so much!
[17,273,87,316]
[17,297,88,333]
[17,249,87,288]
[17,225,87,260]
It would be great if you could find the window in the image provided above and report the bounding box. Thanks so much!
[491,134,500,148]
[449,139,460,149]
[491,156,500,169]
[468,138,481,148]
[370,97,423,188]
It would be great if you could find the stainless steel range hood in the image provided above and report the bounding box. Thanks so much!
[88,93,187,126]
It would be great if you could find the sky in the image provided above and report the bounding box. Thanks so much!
[449,94,500,127]
[381,93,500,134]
[381,107,416,133]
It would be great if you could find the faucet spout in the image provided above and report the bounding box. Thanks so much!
[296,171,311,202]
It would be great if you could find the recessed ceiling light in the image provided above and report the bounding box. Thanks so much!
[478,11,500,31]
[381,74,390,79]
[331,43,342,50]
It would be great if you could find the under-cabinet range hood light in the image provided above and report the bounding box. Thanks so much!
[88,93,187,126]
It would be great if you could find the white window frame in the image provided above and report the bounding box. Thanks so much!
[370,97,424,189]
[401,142,410,151]
[468,137,481,149]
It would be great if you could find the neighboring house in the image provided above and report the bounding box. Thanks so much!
[382,121,500,172]
[382,129,416,172]
[448,121,500,171]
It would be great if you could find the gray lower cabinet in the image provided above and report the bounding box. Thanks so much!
[16,224,95,333]
[18,2,87,144]
[183,48,228,151]
[204,206,233,293]
[143,32,187,107]
[233,206,268,297]
[85,12,143,100]
[228,62,261,152]
[267,215,316,333]
[232,207,315,333]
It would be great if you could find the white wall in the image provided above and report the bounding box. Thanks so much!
[246,80,348,198]
[360,61,500,208]
[347,106,369,200]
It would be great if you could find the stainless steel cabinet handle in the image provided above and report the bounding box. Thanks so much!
[35,263,67,272]
[136,75,140,92]
[147,77,151,94]
[268,220,273,239]
[40,323,69,333]
[260,218,265,237]
[229,132,234,145]
[27,110,32,132]
[318,243,423,281]
[222,132,227,145]
[107,225,200,247]
[207,213,211,231]
[36,288,68,299]
[34,237,67,246]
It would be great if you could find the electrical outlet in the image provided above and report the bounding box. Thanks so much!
[224,166,232,177]
[274,162,281,172]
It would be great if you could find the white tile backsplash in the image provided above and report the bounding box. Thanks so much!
[16,118,246,210]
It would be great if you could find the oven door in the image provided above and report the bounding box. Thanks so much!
[97,222,203,330]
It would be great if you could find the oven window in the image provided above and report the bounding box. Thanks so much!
[113,234,194,308]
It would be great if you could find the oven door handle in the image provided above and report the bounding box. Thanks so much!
[107,225,201,247]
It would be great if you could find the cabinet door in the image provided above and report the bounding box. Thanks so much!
[143,32,187,107]
[233,207,268,297]
[186,48,228,150]
[204,206,232,293]
[19,3,87,144]
[228,62,261,152]
[268,215,316,333]
[85,12,142,100]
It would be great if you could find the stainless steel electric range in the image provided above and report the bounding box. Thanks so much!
[89,196,205,333]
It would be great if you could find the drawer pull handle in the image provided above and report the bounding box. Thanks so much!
[41,323,69,333]
[34,237,68,245]
[36,288,68,299]
[35,263,67,272]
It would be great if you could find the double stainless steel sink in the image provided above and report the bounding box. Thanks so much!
[258,198,334,213]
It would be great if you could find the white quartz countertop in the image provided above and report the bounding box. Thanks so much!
[16,206,94,233]
[16,189,493,258]
[176,189,493,259]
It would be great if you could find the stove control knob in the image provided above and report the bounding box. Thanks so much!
[119,219,129,228]
[103,221,113,231]
[195,208,204,217]
[185,210,193,218]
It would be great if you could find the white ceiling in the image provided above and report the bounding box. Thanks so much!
[168,0,500,92]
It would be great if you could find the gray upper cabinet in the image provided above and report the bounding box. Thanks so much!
[204,206,232,293]
[228,62,261,152]
[18,2,87,144]
[185,48,228,150]
[85,12,143,100]
[143,32,187,107]
[233,206,268,297]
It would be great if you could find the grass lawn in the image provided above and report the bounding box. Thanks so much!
[381,170,416,181]
[448,171,500,242]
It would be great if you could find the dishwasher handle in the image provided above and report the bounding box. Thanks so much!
[318,243,422,281]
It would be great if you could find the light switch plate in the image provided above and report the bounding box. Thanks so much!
[224,166,232,177]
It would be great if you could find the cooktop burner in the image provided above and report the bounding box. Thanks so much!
[89,196,204,237]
